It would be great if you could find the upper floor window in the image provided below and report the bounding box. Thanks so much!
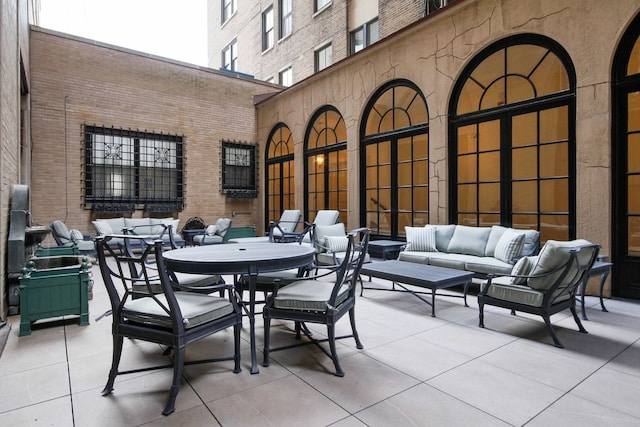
[84,125,183,207]
[222,0,237,24]
[280,0,292,39]
[222,39,237,71]
[350,18,379,54]
[315,43,333,72]
[315,0,331,12]
[263,7,274,51]
[222,141,258,198]
[279,66,293,86]
[426,0,455,15]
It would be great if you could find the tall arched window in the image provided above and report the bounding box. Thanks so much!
[265,123,295,227]
[360,80,429,240]
[449,34,576,243]
[612,13,640,298]
[304,106,347,224]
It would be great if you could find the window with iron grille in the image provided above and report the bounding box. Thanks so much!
[84,125,184,208]
[222,141,258,197]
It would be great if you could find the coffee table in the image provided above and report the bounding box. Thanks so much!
[360,260,473,317]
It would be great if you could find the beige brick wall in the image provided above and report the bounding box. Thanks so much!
[29,28,282,242]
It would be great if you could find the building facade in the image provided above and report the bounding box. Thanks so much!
[207,0,453,85]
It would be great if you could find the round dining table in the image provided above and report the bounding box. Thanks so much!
[162,242,315,374]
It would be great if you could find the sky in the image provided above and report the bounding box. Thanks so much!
[38,0,209,67]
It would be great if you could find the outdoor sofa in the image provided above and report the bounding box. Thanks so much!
[398,224,540,278]
[92,216,184,249]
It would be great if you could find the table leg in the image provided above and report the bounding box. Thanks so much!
[248,274,259,374]
[579,277,588,321]
[431,289,436,317]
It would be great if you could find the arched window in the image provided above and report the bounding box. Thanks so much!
[449,34,576,242]
[265,123,295,227]
[360,80,429,240]
[612,13,640,298]
[305,106,348,224]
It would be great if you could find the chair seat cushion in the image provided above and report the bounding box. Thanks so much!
[274,280,349,312]
[193,234,224,245]
[124,291,233,328]
[483,276,571,307]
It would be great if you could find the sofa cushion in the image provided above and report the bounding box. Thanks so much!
[397,250,432,264]
[494,229,526,264]
[520,230,540,257]
[464,257,513,276]
[427,253,469,270]
[484,277,555,307]
[527,239,592,291]
[205,224,217,236]
[432,224,456,252]
[485,225,508,257]
[405,226,437,252]
[447,225,491,256]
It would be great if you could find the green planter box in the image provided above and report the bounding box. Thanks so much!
[223,226,256,242]
[34,242,79,257]
[18,256,90,336]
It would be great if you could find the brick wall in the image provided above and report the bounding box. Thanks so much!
[29,28,281,240]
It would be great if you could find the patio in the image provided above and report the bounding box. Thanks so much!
[1,262,640,426]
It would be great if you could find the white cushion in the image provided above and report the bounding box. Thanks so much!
[92,220,113,235]
[315,223,346,252]
[510,255,536,284]
[528,239,592,290]
[447,225,491,256]
[405,226,437,252]
[484,225,508,257]
[70,229,84,241]
[205,224,217,236]
[325,235,349,252]
[494,228,526,264]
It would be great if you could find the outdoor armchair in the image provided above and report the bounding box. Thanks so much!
[262,227,370,376]
[268,209,302,242]
[95,235,242,416]
[478,239,600,348]
[192,218,232,245]
[50,220,96,259]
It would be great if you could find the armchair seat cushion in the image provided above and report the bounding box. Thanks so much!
[273,280,349,312]
[482,276,571,307]
[124,292,234,329]
[317,251,370,266]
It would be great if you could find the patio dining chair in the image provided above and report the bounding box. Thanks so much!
[262,227,370,376]
[478,239,600,348]
[268,209,302,242]
[95,235,242,416]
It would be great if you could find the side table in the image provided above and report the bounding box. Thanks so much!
[368,240,406,260]
[578,261,612,320]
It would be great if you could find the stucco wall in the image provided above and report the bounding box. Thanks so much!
[255,0,640,295]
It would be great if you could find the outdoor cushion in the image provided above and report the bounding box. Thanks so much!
[520,229,541,257]
[510,255,537,284]
[397,250,432,264]
[527,239,592,291]
[273,280,349,312]
[427,253,467,270]
[205,224,217,236]
[484,277,557,307]
[494,228,526,264]
[325,235,349,252]
[315,223,346,252]
[123,291,234,329]
[447,225,491,256]
[484,225,508,257]
[464,256,513,276]
[432,224,456,252]
[405,226,437,252]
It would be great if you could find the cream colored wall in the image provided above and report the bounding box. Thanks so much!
[256,0,640,263]
[348,0,378,30]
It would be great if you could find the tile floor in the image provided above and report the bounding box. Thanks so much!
[1,263,640,426]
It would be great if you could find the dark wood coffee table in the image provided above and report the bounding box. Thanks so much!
[360,260,473,317]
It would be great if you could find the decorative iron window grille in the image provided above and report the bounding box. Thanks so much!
[84,125,184,209]
[222,141,258,198]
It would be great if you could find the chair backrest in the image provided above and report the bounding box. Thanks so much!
[50,220,71,245]
[95,235,189,333]
[313,210,340,226]
[328,228,371,305]
[526,240,600,303]
[275,210,301,234]
[214,218,232,237]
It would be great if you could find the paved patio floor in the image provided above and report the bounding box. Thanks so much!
[1,262,639,426]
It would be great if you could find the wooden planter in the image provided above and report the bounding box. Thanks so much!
[18,256,90,336]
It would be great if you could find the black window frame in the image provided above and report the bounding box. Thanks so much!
[83,124,184,209]
[315,43,333,72]
[221,141,258,198]
[350,18,379,54]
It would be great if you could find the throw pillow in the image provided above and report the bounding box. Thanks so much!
[405,226,437,252]
[510,255,535,285]
[325,235,349,252]
[92,220,113,236]
[447,225,491,256]
[494,229,526,264]
[205,224,217,236]
[70,229,84,242]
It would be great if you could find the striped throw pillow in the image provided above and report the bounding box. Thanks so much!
[405,226,437,252]
[494,229,526,264]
